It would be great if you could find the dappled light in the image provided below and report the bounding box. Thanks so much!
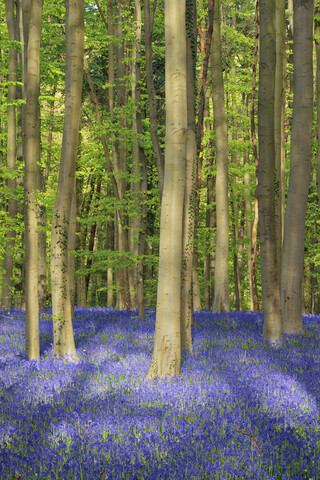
[1,308,320,479]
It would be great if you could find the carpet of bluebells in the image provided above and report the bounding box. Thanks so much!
[0,308,319,479]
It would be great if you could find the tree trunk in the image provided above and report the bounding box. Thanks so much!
[143,0,164,198]
[244,155,254,311]
[36,164,47,312]
[203,90,215,310]
[107,207,114,307]
[211,0,230,313]
[24,0,41,359]
[280,0,313,335]
[231,195,242,311]
[2,0,18,310]
[288,0,294,34]
[50,0,84,359]
[181,0,196,353]
[274,0,286,274]
[131,0,146,318]
[68,178,77,318]
[315,4,320,209]
[14,0,25,311]
[250,0,260,313]
[76,177,87,307]
[258,0,282,344]
[147,0,187,379]
[107,0,131,311]
[230,62,242,311]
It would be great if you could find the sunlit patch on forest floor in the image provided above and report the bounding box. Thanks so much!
[0,308,319,479]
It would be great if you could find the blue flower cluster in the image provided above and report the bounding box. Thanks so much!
[0,308,319,479]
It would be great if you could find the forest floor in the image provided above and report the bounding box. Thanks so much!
[0,307,319,479]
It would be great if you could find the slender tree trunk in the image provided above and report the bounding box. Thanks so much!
[280,0,313,335]
[192,0,214,315]
[0,49,3,172]
[144,240,153,307]
[14,5,25,310]
[258,0,282,344]
[230,62,241,311]
[2,0,18,310]
[36,165,47,312]
[84,181,101,297]
[231,195,242,310]
[131,0,146,318]
[143,0,164,198]
[24,0,42,359]
[68,178,77,318]
[107,0,130,310]
[274,0,286,273]
[192,247,201,311]
[315,4,320,207]
[76,177,87,307]
[250,0,260,313]
[211,0,230,313]
[288,0,294,34]
[106,197,114,307]
[50,0,84,359]
[116,0,132,309]
[181,0,196,352]
[147,0,187,379]
[203,90,215,310]
[14,0,25,311]
[197,0,214,149]
[315,2,320,314]
[244,155,254,311]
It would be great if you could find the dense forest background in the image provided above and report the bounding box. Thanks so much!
[0,0,319,327]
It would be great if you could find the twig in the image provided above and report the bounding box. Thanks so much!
[236,426,262,456]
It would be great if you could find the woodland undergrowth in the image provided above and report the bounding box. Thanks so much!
[0,308,319,479]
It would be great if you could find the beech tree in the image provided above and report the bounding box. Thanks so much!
[2,0,17,310]
[180,0,197,353]
[281,0,314,335]
[147,0,187,379]
[211,0,230,313]
[24,0,42,359]
[274,0,286,270]
[50,0,84,359]
[258,0,282,344]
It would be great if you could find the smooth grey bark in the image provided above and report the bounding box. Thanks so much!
[147,0,187,379]
[50,0,84,359]
[211,0,230,313]
[280,0,313,335]
[2,0,18,310]
[24,0,42,359]
[258,0,282,343]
